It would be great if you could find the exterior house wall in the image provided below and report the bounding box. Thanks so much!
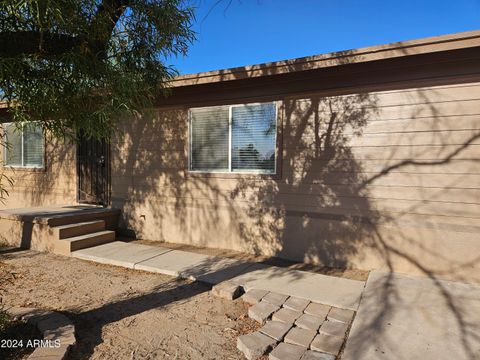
[0,134,77,209]
[1,32,479,283]
[111,80,480,282]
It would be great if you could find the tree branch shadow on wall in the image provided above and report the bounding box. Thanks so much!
[0,129,76,209]
[0,42,478,358]
[343,88,480,359]
[108,50,480,358]
[0,125,76,248]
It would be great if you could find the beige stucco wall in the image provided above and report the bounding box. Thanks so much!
[1,80,478,283]
[111,81,480,283]
[0,134,77,209]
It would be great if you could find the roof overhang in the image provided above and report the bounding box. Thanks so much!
[168,30,480,87]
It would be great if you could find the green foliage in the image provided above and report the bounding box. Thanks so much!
[0,0,195,140]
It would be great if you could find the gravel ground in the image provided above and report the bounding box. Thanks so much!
[0,249,258,360]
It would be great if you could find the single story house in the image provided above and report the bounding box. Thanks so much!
[1,30,480,282]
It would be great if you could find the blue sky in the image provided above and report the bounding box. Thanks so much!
[170,0,480,75]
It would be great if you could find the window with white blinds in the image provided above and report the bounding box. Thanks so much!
[189,102,277,174]
[3,122,44,168]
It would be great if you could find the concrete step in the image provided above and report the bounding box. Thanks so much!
[45,208,121,228]
[54,230,115,256]
[52,220,105,240]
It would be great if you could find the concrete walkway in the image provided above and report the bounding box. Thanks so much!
[71,242,480,359]
[343,270,480,360]
[72,241,365,311]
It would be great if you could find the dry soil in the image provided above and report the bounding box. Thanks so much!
[0,249,258,360]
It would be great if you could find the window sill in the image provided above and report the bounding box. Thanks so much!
[186,171,281,180]
[2,165,46,173]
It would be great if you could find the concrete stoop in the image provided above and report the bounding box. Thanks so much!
[0,205,119,254]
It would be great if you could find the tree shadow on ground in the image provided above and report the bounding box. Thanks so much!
[112,49,480,356]
[65,279,208,360]
[1,44,476,358]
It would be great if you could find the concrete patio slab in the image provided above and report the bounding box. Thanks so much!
[194,259,259,285]
[231,266,365,311]
[70,241,365,316]
[343,270,480,360]
[134,249,257,284]
[134,249,208,276]
[72,241,171,269]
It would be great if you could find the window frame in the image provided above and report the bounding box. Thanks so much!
[188,102,279,175]
[2,122,45,169]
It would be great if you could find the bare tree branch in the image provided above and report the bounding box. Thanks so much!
[87,0,132,56]
[0,0,132,58]
[0,31,83,57]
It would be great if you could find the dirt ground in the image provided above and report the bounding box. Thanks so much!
[0,248,259,360]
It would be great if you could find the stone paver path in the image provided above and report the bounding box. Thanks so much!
[230,289,355,359]
[243,289,269,305]
[71,241,364,360]
[249,301,280,323]
[270,342,306,360]
[311,334,343,356]
[272,307,303,323]
[284,327,317,347]
[295,313,324,331]
[237,331,277,360]
[259,321,292,341]
[284,297,310,312]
